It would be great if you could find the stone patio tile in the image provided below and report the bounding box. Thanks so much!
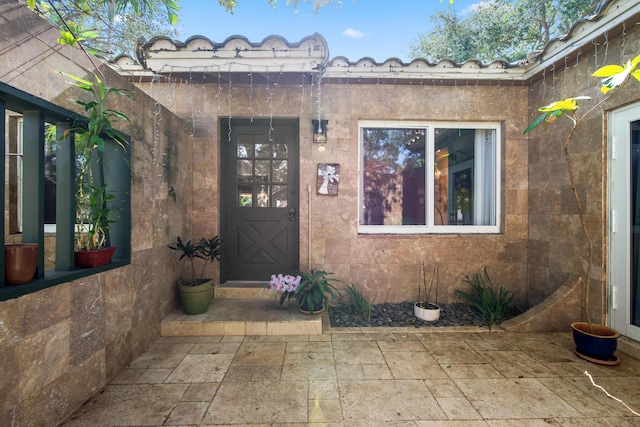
[377,339,427,352]
[441,363,504,379]
[250,366,282,381]
[223,366,255,381]
[281,351,337,381]
[465,338,519,352]
[425,341,486,364]
[416,422,489,426]
[135,368,173,383]
[331,332,397,341]
[487,418,636,426]
[190,341,242,354]
[128,342,194,369]
[245,334,310,342]
[181,382,220,401]
[454,378,583,419]
[231,341,286,366]
[476,350,538,365]
[335,363,365,380]
[362,363,394,379]
[339,379,446,422]
[109,367,145,384]
[155,335,223,344]
[202,381,308,424]
[416,332,484,342]
[309,380,339,400]
[165,401,209,425]
[308,398,343,423]
[165,353,235,383]
[333,340,385,364]
[60,384,188,426]
[542,361,586,377]
[536,377,621,418]
[424,379,464,398]
[567,375,640,418]
[286,340,333,352]
[436,397,483,420]
[490,362,557,378]
[384,351,449,380]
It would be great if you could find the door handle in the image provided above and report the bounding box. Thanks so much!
[289,208,296,221]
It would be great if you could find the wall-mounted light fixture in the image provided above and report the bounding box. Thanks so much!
[312,119,328,144]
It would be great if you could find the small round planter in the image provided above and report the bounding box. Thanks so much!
[298,300,324,315]
[4,243,39,285]
[571,322,620,365]
[414,302,441,322]
[179,279,213,315]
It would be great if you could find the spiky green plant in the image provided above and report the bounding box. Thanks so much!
[455,267,514,330]
[344,283,375,322]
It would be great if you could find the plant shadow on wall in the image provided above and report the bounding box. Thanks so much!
[61,72,133,268]
[523,54,640,364]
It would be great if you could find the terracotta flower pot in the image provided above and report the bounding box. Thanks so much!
[75,247,116,268]
[4,243,39,285]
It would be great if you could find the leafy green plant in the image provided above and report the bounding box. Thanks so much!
[59,72,132,251]
[294,269,340,312]
[455,266,514,330]
[523,54,640,333]
[344,283,375,322]
[168,236,221,286]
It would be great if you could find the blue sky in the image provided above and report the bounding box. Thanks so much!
[177,0,479,63]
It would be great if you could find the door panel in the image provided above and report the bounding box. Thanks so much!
[609,103,640,341]
[221,119,299,281]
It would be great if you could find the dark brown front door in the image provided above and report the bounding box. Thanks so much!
[220,118,299,282]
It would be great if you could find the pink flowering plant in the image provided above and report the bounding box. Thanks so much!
[269,273,302,306]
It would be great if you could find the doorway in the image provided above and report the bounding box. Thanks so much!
[609,102,640,341]
[220,118,300,282]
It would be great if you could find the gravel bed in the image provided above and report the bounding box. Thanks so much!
[328,301,522,328]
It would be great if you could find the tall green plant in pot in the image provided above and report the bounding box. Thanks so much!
[523,54,640,364]
[61,72,132,267]
[294,269,340,315]
[168,236,221,314]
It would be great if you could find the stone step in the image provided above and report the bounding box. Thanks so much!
[160,297,322,336]
[214,281,272,299]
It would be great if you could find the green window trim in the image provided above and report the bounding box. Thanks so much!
[0,82,131,301]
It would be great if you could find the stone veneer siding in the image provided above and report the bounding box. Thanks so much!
[527,23,640,326]
[134,78,530,305]
[0,2,207,424]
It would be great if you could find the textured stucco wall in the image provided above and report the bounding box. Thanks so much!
[0,2,198,424]
[526,23,640,325]
[135,75,530,306]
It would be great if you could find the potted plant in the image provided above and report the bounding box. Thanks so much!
[168,236,221,314]
[294,269,340,315]
[269,273,302,307]
[414,262,440,322]
[61,72,132,268]
[523,54,640,363]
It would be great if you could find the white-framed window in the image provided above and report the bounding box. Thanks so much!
[358,121,501,234]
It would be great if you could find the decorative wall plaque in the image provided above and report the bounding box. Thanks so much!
[317,163,340,196]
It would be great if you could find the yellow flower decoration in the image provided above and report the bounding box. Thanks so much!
[523,96,591,134]
[592,54,640,94]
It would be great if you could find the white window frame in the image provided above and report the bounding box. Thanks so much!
[358,120,501,234]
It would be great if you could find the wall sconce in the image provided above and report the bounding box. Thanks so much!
[312,119,328,144]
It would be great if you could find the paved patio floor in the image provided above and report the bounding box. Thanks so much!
[61,329,640,426]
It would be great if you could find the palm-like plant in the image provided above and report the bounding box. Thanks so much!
[294,269,340,312]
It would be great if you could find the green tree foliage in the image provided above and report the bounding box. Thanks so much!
[29,0,179,59]
[410,0,600,64]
